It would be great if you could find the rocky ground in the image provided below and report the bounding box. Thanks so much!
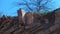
[0,8,60,34]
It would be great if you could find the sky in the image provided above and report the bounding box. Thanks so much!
[0,0,60,16]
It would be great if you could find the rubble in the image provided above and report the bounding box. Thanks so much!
[0,8,60,34]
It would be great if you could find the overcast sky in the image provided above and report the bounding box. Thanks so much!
[0,0,60,16]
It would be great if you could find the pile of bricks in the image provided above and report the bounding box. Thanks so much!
[0,8,60,34]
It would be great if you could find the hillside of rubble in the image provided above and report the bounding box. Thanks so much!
[0,8,60,34]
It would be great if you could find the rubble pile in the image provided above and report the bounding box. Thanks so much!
[0,8,60,34]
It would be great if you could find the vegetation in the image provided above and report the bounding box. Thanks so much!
[34,11,49,15]
[16,0,53,12]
